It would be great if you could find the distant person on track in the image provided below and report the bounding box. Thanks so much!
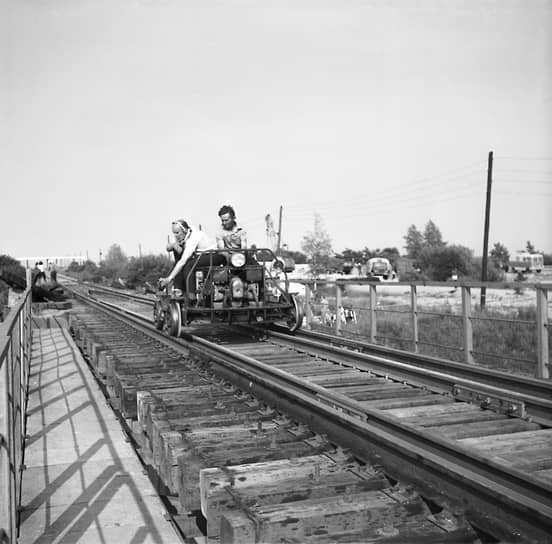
[32,261,47,287]
[32,261,67,302]
[216,205,247,249]
[31,261,48,302]
[159,219,217,294]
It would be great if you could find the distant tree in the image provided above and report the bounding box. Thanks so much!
[1,256,26,320]
[423,220,446,249]
[67,260,82,273]
[544,253,552,266]
[470,257,505,282]
[340,248,365,264]
[301,213,333,277]
[124,255,172,288]
[101,244,128,279]
[0,254,26,290]
[378,247,400,268]
[281,249,308,265]
[418,245,473,281]
[526,240,536,254]
[80,261,101,282]
[360,248,375,260]
[403,225,424,259]
[490,242,510,270]
[65,260,101,282]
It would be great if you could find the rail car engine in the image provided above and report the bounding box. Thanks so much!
[153,248,304,337]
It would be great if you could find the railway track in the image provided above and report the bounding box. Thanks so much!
[80,280,552,425]
[63,282,552,543]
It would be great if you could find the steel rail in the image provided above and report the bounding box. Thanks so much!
[278,328,552,424]
[82,282,155,304]
[69,288,552,540]
[74,282,551,402]
[71,279,551,404]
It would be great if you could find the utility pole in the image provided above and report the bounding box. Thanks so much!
[480,151,493,309]
[276,205,283,255]
[138,243,142,258]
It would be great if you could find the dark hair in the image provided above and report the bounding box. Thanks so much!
[218,205,236,219]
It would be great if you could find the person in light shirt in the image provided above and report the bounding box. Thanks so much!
[159,219,216,292]
[216,205,247,249]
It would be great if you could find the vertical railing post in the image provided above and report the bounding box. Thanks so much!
[369,284,377,343]
[410,285,419,353]
[304,282,312,330]
[335,282,342,335]
[461,285,474,364]
[536,286,549,379]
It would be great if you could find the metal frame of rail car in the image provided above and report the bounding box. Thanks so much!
[153,248,303,337]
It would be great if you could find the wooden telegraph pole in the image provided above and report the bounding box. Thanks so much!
[480,151,493,309]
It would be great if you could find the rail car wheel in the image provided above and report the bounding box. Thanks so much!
[153,301,165,330]
[287,294,304,333]
[165,301,182,337]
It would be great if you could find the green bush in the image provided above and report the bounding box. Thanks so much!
[123,255,172,288]
[469,257,505,282]
[418,245,473,281]
[0,254,26,290]
[66,260,103,283]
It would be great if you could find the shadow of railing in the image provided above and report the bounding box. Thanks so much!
[20,327,168,544]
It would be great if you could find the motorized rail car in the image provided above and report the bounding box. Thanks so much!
[153,248,304,337]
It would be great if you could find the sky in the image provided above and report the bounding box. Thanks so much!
[2,0,551,262]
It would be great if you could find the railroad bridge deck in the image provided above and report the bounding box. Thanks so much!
[18,324,180,544]
[2,281,551,543]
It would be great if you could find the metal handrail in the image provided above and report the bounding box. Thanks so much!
[0,276,32,543]
[300,278,550,379]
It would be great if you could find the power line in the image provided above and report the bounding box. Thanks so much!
[283,175,483,212]
[494,156,552,161]
[494,179,552,185]
[494,190,552,197]
[282,180,483,215]
[281,189,485,222]
[493,168,552,176]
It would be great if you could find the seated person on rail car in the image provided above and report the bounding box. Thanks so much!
[159,219,222,296]
[216,204,247,250]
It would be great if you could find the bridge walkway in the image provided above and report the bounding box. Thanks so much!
[18,326,182,544]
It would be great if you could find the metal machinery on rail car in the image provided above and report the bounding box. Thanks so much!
[153,248,304,337]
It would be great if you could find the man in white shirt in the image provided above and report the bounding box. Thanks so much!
[159,219,216,292]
